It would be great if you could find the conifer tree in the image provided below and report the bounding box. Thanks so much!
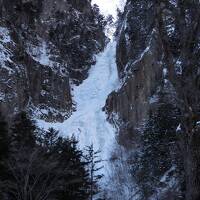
[0,112,9,161]
[57,136,90,200]
[135,102,180,199]
[10,111,36,149]
[84,144,103,200]
[41,127,59,153]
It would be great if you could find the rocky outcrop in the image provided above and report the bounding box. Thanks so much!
[106,1,164,146]
[105,1,185,199]
[0,0,107,121]
[106,31,163,146]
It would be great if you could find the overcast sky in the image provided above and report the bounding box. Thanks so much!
[92,0,125,19]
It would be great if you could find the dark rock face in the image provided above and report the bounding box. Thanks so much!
[0,0,106,121]
[105,1,189,199]
[115,0,155,78]
[106,1,164,147]
[106,32,163,142]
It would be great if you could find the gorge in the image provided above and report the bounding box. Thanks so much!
[0,0,200,200]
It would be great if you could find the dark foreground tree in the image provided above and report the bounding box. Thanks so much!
[57,136,90,200]
[0,111,9,167]
[0,112,10,199]
[0,112,103,200]
[3,138,92,200]
[135,102,181,199]
[84,144,103,200]
[4,147,60,200]
[10,111,36,149]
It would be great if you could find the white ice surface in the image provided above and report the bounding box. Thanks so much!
[0,27,11,43]
[38,41,119,177]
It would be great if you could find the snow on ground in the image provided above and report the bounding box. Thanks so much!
[38,41,119,178]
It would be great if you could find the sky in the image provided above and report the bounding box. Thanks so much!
[92,0,125,20]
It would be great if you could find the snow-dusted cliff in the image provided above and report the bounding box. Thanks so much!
[2,1,200,200]
[0,0,106,121]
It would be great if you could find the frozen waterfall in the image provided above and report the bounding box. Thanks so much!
[38,41,119,182]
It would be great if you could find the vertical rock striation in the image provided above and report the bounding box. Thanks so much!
[0,0,107,121]
[105,1,197,199]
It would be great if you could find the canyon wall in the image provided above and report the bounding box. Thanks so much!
[0,0,106,121]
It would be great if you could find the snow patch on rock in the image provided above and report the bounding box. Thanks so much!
[26,41,68,77]
[0,27,12,43]
[149,94,159,104]
[0,27,15,74]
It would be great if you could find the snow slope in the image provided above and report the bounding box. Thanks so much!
[38,41,119,175]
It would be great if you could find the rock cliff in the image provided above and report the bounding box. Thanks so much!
[1,0,200,199]
[0,0,106,121]
[105,0,200,199]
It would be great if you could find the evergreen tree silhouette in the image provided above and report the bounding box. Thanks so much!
[135,103,180,198]
[85,144,103,200]
[11,111,36,149]
[0,112,9,160]
[41,127,59,153]
[58,136,90,200]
